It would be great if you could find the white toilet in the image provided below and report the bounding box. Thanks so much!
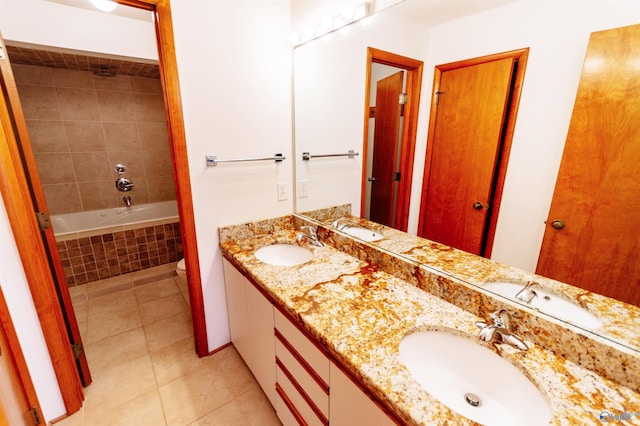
[176,258,187,285]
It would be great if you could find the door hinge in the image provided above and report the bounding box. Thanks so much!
[398,93,408,105]
[71,342,84,360]
[0,46,5,60]
[393,172,401,181]
[35,211,51,231]
[29,406,42,425]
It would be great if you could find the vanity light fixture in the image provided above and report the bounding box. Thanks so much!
[290,1,372,46]
[90,0,118,12]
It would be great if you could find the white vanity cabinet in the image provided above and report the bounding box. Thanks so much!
[222,258,277,406]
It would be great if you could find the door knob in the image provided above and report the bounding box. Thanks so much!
[551,219,565,230]
[472,202,483,210]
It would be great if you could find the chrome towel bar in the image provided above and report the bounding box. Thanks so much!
[302,150,359,161]
[206,153,285,167]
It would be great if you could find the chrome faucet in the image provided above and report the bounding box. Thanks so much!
[296,226,324,247]
[123,195,132,206]
[475,309,528,351]
[515,281,539,304]
[331,218,349,231]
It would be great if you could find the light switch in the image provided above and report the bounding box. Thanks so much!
[298,180,309,198]
[277,182,288,201]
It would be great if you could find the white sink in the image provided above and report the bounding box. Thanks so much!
[484,281,602,330]
[399,331,551,426]
[254,244,313,266]
[341,226,384,242]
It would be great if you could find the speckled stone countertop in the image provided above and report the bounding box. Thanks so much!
[219,215,640,425]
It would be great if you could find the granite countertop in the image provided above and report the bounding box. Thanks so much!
[219,224,640,426]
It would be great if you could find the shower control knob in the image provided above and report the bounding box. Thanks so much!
[115,163,127,174]
[115,177,134,192]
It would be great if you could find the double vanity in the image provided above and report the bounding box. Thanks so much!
[219,207,640,425]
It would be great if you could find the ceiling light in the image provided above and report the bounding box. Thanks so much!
[90,0,118,12]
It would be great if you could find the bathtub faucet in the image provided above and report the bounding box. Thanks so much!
[123,195,132,206]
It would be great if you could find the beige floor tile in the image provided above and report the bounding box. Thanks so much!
[54,408,84,426]
[150,337,205,387]
[85,327,148,375]
[87,289,138,317]
[216,346,259,399]
[83,389,166,426]
[189,384,281,426]
[135,278,180,305]
[159,363,234,426]
[73,301,89,340]
[140,293,188,325]
[85,305,142,344]
[144,311,193,352]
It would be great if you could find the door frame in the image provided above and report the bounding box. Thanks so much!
[418,48,529,256]
[361,47,423,232]
[0,0,208,415]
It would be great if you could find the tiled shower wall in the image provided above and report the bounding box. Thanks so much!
[57,221,183,286]
[12,63,176,215]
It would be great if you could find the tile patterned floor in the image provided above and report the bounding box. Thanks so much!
[57,263,281,426]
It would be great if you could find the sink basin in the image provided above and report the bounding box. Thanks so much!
[399,331,551,426]
[484,281,602,330]
[254,244,313,266]
[340,226,384,242]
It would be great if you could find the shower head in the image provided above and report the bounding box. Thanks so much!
[93,65,117,78]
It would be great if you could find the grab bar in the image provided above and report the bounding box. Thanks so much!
[206,153,285,167]
[302,150,359,161]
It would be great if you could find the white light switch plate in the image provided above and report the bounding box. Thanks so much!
[277,182,288,201]
[298,180,309,198]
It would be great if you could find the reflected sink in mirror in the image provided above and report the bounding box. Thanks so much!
[340,226,384,242]
[254,244,313,266]
[399,331,551,426]
[484,281,603,330]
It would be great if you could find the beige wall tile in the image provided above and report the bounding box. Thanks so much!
[52,68,94,89]
[56,87,101,121]
[17,85,61,120]
[12,64,53,86]
[35,152,75,184]
[143,150,174,177]
[65,121,107,152]
[72,152,111,182]
[130,76,163,94]
[138,122,169,151]
[103,121,140,151]
[26,119,67,153]
[78,180,118,210]
[147,175,177,202]
[43,183,82,215]
[133,93,166,122]
[93,74,132,92]
[97,90,135,121]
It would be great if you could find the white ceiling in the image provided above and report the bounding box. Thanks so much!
[42,0,152,21]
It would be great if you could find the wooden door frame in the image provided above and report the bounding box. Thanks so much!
[361,47,423,232]
[0,287,43,424]
[0,0,208,416]
[418,48,529,257]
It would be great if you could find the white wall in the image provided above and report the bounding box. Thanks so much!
[0,0,293,421]
[294,11,429,213]
[294,0,640,272]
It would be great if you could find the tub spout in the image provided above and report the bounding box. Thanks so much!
[123,195,132,206]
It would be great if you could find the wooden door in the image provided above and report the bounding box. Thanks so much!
[537,24,640,307]
[419,58,514,255]
[0,287,43,425]
[369,71,403,226]
[0,37,92,386]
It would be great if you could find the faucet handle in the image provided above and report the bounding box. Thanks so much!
[301,225,317,236]
[489,309,510,329]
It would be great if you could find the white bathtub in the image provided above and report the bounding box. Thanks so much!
[52,200,179,239]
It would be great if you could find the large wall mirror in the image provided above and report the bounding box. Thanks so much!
[292,0,640,352]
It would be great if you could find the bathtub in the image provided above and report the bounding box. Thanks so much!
[52,201,183,286]
[52,200,179,238]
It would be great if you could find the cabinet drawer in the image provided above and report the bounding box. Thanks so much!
[274,309,330,383]
[276,364,328,426]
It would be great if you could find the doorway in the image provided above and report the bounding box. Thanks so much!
[361,47,423,232]
[537,24,640,307]
[418,49,528,256]
[0,0,206,416]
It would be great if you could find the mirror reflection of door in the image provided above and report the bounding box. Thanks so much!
[537,23,640,307]
[366,68,404,227]
[418,49,529,256]
[361,48,423,232]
